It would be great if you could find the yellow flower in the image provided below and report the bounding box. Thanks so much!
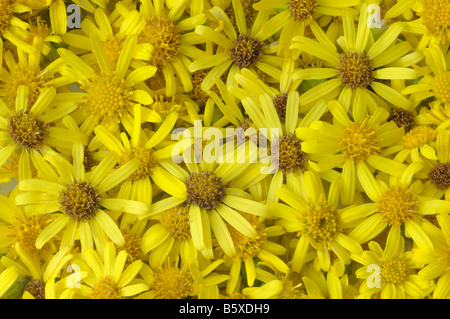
[137,256,229,299]
[413,212,450,298]
[391,125,438,164]
[406,0,450,45]
[69,241,149,299]
[14,143,148,252]
[0,86,86,181]
[0,245,73,299]
[62,6,143,69]
[140,205,198,269]
[420,129,450,200]
[301,263,359,299]
[0,190,57,262]
[234,70,329,199]
[141,137,270,260]
[268,171,363,273]
[217,211,289,296]
[290,3,418,116]
[348,161,450,254]
[188,4,281,96]
[0,43,57,108]
[296,99,406,205]
[253,0,360,56]
[56,34,157,131]
[403,44,450,112]
[132,0,207,97]
[354,239,435,298]
[92,104,166,208]
[0,0,39,50]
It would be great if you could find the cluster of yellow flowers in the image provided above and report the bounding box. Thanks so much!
[1,0,450,300]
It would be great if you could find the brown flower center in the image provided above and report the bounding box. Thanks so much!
[230,34,264,69]
[186,171,225,210]
[337,52,374,89]
[59,181,100,221]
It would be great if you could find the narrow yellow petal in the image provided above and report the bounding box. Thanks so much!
[115,35,137,79]
[144,111,178,149]
[209,210,236,257]
[100,198,148,215]
[36,214,70,249]
[0,267,20,297]
[96,159,138,194]
[141,224,170,254]
[94,210,125,246]
[221,195,269,218]
[57,48,95,78]
[215,203,257,238]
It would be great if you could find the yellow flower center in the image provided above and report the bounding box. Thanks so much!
[0,0,13,35]
[186,171,226,210]
[90,276,121,299]
[1,67,53,108]
[339,120,379,162]
[8,111,51,150]
[230,34,264,69]
[432,71,450,103]
[421,0,450,43]
[338,52,374,89]
[159,206,191,241]
[387,108,415,133]
[81,72,134,124]
[381,258,408,284]
[277,133,308,173]
[227,213,267,260]
[119,146,156,181]
[59,181,100,222]
[289,0,317,21]
[151,260,194,299]
[24,279,45,299]
[28,16,51,42]
[376,185,418,227]
[139,15,182,67]
[116,230,143,267]
[300,195,340,244]
[279,272,305,299]
[402,125,436,149]
[428,163,450,190]
[9,214,53,256]
[102,36,124,67]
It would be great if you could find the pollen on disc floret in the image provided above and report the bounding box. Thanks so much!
[381,258,408,284]
[339,120,380,162]
[81,72,134,124]
[230,34,264,69]
[186,171,226,210]
[139,15,182,67]
[375,185,419,226]
[59,181,101,222]
[289,0,317,21]
[300,195,341,244]
[337,52,374,89]
[421,0,450,44]
[276,133,308,173]
[8,111,52,150]
[428,163,450,190]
